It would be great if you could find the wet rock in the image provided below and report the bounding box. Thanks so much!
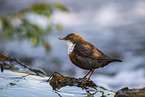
[115,87,145,97]
[48,72,116,96]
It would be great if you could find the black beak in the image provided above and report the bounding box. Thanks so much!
[59,37,65,40]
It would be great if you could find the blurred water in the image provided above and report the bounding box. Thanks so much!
[0,0,145,91]
[0,71,115,97]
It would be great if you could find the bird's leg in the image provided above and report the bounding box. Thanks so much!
[83,70,91,78]
[87,69,94,80]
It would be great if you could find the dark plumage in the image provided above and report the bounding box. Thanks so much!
[59,33,122,80]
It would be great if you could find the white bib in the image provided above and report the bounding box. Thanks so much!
[66,41,75,55]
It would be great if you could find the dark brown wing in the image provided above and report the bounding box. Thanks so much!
[74,42,110,59]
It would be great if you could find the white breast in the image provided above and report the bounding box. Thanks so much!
[66,41,75,55]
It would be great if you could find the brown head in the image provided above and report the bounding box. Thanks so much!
[59,33,84,44]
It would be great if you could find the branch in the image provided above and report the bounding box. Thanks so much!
[0,52,46,75]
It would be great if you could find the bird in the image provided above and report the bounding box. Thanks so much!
[59,33,122,80]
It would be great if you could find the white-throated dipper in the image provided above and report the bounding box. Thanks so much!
[59,33,122,80]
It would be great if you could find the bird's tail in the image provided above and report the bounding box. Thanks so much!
[111,59,122,62]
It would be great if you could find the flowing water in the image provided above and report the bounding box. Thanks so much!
[0,70,115,97]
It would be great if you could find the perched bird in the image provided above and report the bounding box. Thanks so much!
[59,33,122,80]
